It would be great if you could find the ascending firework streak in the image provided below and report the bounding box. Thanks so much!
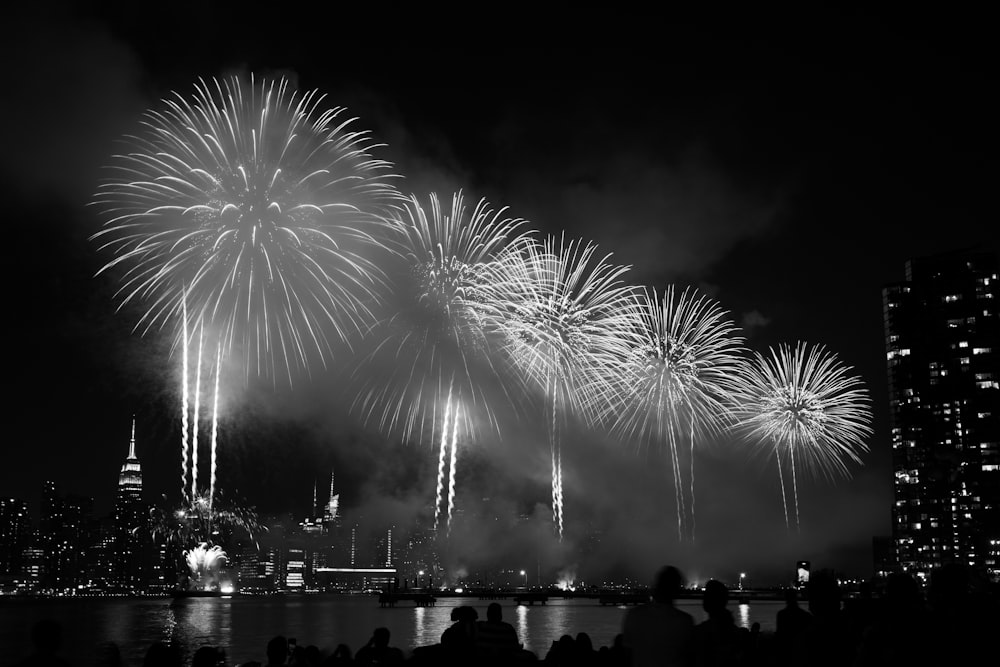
[178,306,225,509]
[498,237,636,540]
[732,342,872,531]
[353,192,532,533]
[611,287,744,541]
[90,74,401,380]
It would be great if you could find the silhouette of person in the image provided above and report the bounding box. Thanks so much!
[694,579,741,666]
[94,641,122,667]
[622,565,695,667]
[142,641,182,667]
[573,632,598,666]
[543,634,575,666]
[441,605,479,662]
[265,636,289,667]
[354,627,404,666]
[606,633,629,667]
[774,587,812,666]
[802,570,851,667]
[191,646,225,667]
[475,602,521,661]
[855,571,928,667]
[16,619,71,667]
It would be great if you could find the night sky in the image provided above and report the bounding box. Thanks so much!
[2,4,994,585]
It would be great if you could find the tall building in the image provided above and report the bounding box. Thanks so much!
[39,481,94,591]
[883,249,999,582]
[0,498,30,579]
[113,418,149,592]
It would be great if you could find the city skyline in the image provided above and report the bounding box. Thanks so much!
[3,5,996,585]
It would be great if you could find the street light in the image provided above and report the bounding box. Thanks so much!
[520,570,527,589]
[739,573,746,591]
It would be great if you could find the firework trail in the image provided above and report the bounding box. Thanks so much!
[732,341,872,531]
[181,291,190,504]
[610,286,745,541]
[352,192,532,531]
[209,342,221,512]
[497,236,637,540]
[91,74,401,380]
[191,325,204,501]
[434,396,451,532]
[446,404,460,533]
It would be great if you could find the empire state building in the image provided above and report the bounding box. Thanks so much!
[113,418,148,591]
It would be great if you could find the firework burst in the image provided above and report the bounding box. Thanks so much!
[90,74,401,380]
[149,489,264,550]
[352,192,533,532]
[732,341,872,531]
[497,236,637,539]
[611,286,745,541]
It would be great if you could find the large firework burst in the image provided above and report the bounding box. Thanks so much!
[352,192,533,532]
[91,74,401,380]
[733,341,872,531]
[611,286,745,541]
[497,236,637,539]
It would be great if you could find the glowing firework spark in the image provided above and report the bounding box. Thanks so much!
[150,489,263,550]
[733,341,872,531]
[353,192,532,532]
[497,236,637,540]
[184,543,228,591]
[610,286,745,541]
[91,74,401,379]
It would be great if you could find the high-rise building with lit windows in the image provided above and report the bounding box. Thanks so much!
[883,249,999,582]
[0,498,30,579]
[113,418,149,591]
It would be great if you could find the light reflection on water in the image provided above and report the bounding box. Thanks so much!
[0,596,783,664]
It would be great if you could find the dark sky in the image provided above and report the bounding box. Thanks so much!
[1,4,994,585]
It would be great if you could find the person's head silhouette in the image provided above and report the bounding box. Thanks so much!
[652,566,684,603]
[486,602,503,622]
[372,627,391,648]
[266,635,287,664]
[703,579,729,615]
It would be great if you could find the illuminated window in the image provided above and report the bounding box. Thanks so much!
[944,295,961,303]
[973,347,992,355]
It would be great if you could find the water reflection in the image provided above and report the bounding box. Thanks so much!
[414,606,426,645]
[515,604,528,650]
[737,603,750,629]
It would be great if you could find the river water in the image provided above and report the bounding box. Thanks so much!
[0,595,783,664]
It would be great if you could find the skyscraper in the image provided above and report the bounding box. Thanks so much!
[0,498,30,581]
[113,418,149,592]
[39,481,94,591]
[883,249,999,582]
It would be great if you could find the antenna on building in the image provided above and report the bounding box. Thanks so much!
[128,415,137,459]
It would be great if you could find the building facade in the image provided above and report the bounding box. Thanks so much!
[883,249,999,582]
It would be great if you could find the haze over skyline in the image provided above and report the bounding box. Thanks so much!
[2,5,994,584]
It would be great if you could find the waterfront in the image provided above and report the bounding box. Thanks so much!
[0,594,783,664]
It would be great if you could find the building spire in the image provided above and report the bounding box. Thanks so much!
[329,466,335,501]
[128,415,137,459]
[312,478,318,517]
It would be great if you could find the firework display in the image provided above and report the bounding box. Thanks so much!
[91,74,874,548]
[611,287,745,540]
[732,342,872,530]
[353,192,533,532]
[496,236,638,540]
[91,75,401,379]
[184,543,228,591]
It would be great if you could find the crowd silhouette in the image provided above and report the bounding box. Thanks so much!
[7,563,999,666]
